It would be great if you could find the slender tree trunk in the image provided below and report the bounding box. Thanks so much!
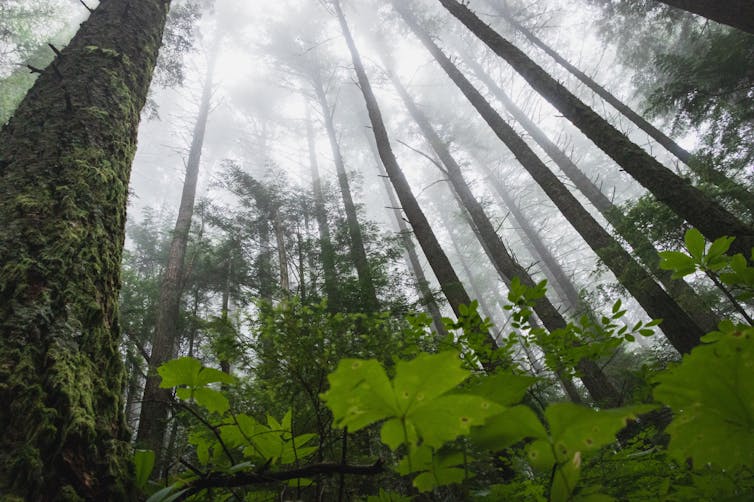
[305,108,340,308]
[333,0,473,324]
[480,162,583,311]
[219,252,232,375]
[257,219,275,302]
[273,209,290,293]
[398,5,705,354]
[435,0,754,256]
[363,130,449,337]
[311,75,379,311]
[0,0,170,497]
[481,6,754,215]
[655,0,754,34]
[137,49,216,465]
[463,54,719,332]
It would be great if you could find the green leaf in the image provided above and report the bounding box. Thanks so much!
[321,358,396,432]
[706,236,734,261]
[545,403,655,460]
[684,228,706,261]
[654,328,754,469]
[158,357,233,389]
[466,371,536,406]
[146,485,188,502]
[134,449,155,490]
[658,251,696,278]
[392,351,469,415]
[526,438,555,470]
[193,388,230,414]
[471,405,547,450]
[409,394,502,448]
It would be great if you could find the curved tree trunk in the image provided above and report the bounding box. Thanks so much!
[463,54,719,333]
[397,4,705,355]
[137,48,216,466]
[655,0,754,35]
[436,0,754,256]
[0,0,170,498]
[305,107,340,309]
[311,75,379,311]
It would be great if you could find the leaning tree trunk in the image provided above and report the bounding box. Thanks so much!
[436,0,754,256]
[362,129,449,337]
[478,8,754,215]
[397,4,705,354]
[0,0,170,498]
[137,49,216,467]
[311,75,379,311]
[462,54,719,332]
[402,88,619,406]
[305,108,340,309]
[655,0,754,35]
[333,0,496,357]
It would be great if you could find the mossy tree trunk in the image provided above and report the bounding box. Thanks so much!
[655,0,754,34]
[437,0,754,256]
[0,0,171,498]
[397,4,705,355]
[136,46,215,469]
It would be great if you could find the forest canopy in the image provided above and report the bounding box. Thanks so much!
[0,0,753,500]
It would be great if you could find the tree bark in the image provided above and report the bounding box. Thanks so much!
[397,4,705,354]
[311,75,379,311]
[333,0,473,325]
[436,0,754,256]
[273,209,290,293]
[462,53,719,333]
[0,0,170,498]
[655,0,754,35]
[362,129,449,338]
[137,45,216,467]
[482,4,754,215]
[305,107,340,309]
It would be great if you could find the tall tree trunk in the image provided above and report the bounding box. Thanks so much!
[333,0,492,355]
[311,75,379,311]
[137,48,216,466]
[481,161,583,311]
[305,108,340,308]
[363,129,449,338]
[273,209,290,294]
[0,0,170,497]
[462,54,719,333]
[397,5,706,354]
[481,6,754,215]
[435,0,754,256]
[655,0,754,35]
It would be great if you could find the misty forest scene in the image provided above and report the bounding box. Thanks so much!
[1,0,754,500]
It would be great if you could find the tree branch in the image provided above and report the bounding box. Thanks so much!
[173,460,384,501]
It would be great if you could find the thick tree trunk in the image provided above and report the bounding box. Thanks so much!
[363,130,449,337]
[137,49,215,466]
[463,54,719,333]
[0,0,170,498]
[305,108,340,308]
[655,0,754,35]
[312,76,379,311]
[481,6,754,215]
[436,0,754,256]
[398,5,705,354]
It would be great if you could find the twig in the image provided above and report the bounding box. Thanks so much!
[79,0,94,13]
